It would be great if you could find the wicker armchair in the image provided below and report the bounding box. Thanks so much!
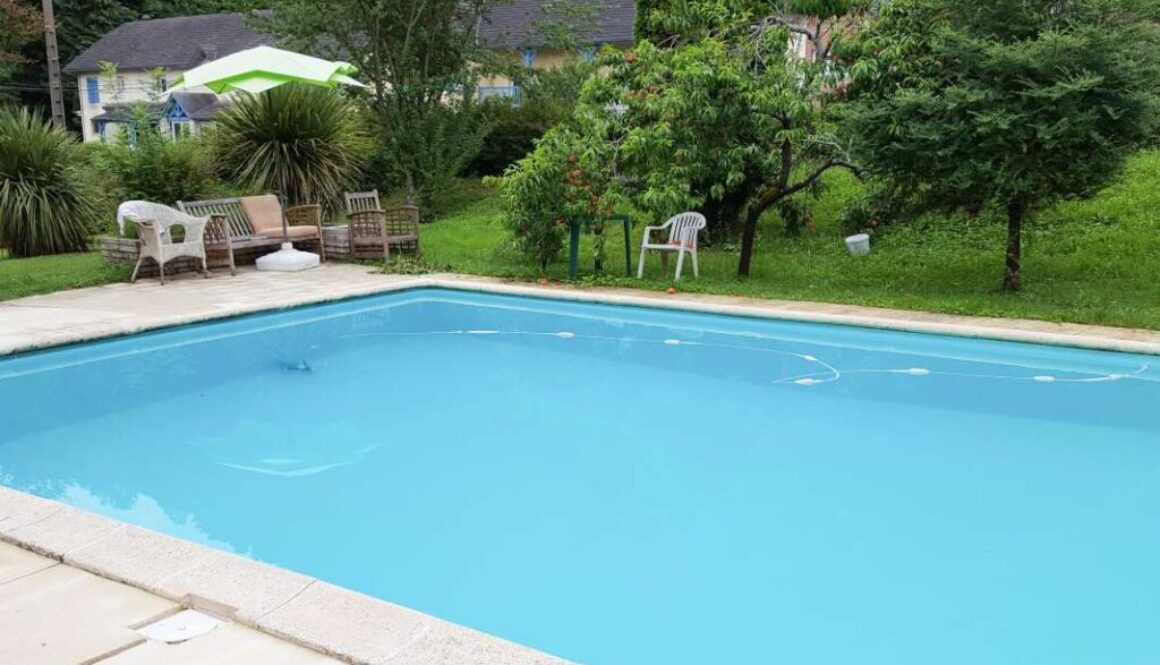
[117,201,210,284]
[348,205,421,259]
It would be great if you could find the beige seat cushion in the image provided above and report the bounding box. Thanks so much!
[255,225,319,241]
[239,195,284,234]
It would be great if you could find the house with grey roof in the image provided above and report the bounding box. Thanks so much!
[63,12,271,142]
[475,0,636,103]
[61,3,637,140]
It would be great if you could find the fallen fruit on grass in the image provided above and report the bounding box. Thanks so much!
[666,287,676,295]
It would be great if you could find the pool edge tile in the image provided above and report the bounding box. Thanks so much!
[0,491,574,665]
[4,503,126,558]
[0,486,64,535]
[3,270,1160,357]
[156,549,317,623]
[421,277,1160,356]
[254,580,574,665]
[64,523,214,595]
[379,620,573,665]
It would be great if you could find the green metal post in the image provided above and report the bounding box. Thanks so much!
[621,215,632,276]
[568,223,581,280]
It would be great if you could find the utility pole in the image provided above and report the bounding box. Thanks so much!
[41,0,66,129]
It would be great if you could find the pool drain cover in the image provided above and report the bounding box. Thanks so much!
[138,609,220,643]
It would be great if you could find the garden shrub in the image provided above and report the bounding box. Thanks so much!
[838,183,914,236]
[466,101,556,177]
[492,126,619,270]
[214,84,372,211]
[466,61,595,178]
[0,106,97,257]
[91,107,222,208]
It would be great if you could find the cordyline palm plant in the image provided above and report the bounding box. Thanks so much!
[0,107,96,257]
[214,84,371,209]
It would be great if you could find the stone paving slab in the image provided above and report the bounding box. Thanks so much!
[102,622,341,665]
[0,551,175,665]
[0,542,344,665]
[0,540,55,584]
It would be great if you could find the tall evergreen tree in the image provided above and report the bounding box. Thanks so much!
[844,0,1160,291]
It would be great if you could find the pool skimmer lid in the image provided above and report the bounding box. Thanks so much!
[138,609,220,643]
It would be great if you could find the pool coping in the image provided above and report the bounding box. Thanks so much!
[3,271,1160,357]
[2,270,1160,665]
[0,485,570,665]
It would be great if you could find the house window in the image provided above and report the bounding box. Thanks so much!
[86,77,100,104]
[521,49,535,68]
[579,45,597,62]
[477,85,521,107]
[171,120,192,139]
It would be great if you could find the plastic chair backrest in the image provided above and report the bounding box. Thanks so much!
[666,212,707,247]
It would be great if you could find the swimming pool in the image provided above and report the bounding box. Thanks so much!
[1,287,1157,664]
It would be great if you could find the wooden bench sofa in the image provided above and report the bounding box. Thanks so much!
[177,195,324,275]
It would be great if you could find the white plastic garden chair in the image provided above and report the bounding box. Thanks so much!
[116,201,211,285]
[637,212,707,281]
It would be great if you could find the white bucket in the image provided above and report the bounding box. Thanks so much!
[845,233,871,256]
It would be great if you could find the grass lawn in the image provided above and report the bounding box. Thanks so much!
[416,150,1160,330]
[0,251,130,301]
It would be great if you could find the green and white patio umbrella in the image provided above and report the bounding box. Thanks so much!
[171,46,366,272]
[171,45,365,94]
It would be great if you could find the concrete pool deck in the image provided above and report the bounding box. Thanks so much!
[2,264,1159,664]
[0,540,340,664]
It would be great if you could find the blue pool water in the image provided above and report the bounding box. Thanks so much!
[2,288,1158,664]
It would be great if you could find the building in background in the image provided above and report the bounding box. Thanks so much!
[62,13,270,142]
[475,0,636,104]
[63,3,820,140]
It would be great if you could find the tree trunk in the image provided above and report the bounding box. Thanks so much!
[1004,200,1024,292]
[738,204,762,277]
[404,172,416,206]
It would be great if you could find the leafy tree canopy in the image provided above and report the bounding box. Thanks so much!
[0,0,39,85]
[843,0,1160,290]
[503,0,866,276]
[263,0,498,213]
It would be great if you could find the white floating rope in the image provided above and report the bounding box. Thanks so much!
[334,329,1149,388]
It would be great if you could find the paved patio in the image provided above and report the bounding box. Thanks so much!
[0,541,339,665]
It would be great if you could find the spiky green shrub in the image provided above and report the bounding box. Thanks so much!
[0,107,96,257]
[91,106,222,206]
[213,85,372,209]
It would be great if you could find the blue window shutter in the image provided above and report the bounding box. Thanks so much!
[86,77,100,104]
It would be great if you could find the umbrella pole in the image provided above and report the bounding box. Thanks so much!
[256,190,321,271]
[279,191,291,248]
